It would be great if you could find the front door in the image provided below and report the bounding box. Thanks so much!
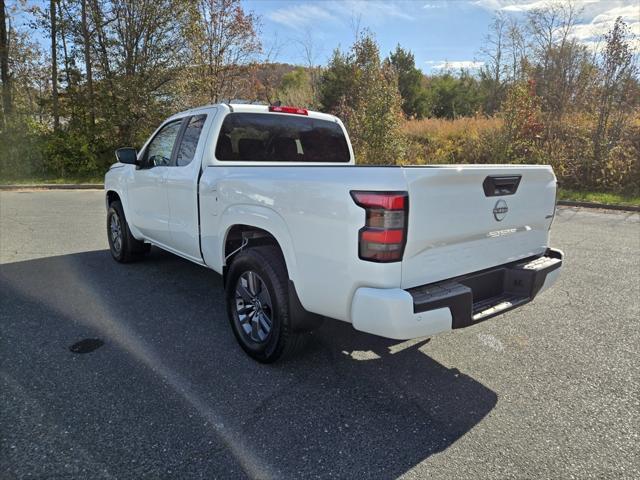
[165,113,210,261]
[127,119,183,246]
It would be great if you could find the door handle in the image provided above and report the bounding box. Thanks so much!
[483,175,521,196]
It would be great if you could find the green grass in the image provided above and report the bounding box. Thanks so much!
[0,175,104,185]
[558,188,640,206]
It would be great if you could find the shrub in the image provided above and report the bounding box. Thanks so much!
[0,119,47,180]
[403,116,504,164]
[500,81,544,164]
[44,131,100,178]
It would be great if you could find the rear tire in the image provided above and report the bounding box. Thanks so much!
[225,246,303,363]
[107,200,149,263]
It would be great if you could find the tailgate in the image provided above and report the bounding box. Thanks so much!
[401,165,557,289]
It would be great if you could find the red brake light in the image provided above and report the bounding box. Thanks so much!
[268,105,308,115]
[351,191,408,263]
[351,192,406,210]
[361,229,404,244]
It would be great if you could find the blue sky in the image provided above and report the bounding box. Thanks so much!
[11,0,640,74]
[246,0,640,73]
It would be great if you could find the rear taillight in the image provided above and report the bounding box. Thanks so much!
[351,191,408,262]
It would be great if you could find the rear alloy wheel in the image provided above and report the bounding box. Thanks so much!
[234,271,274,343]
[225,246,304,363]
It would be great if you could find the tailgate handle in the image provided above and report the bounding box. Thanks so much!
[483,175,521,197]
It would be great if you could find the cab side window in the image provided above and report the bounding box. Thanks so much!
[175,115,207,167]
[144,120,182,168]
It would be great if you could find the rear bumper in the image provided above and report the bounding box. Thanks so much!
[351,248,563,340]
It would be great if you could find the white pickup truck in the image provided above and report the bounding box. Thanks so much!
[105,103,563,362]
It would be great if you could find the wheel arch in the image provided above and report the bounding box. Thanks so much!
[218,205,299,286]
[222,223,323,333]
[106,190,121,208]
[105,187,144,241]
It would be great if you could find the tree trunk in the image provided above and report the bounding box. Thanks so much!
[58,0,70,87]
[0,0,11,126]
[50,0,59,130]
[81,0,95,128]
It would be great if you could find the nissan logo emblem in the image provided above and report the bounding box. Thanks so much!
[493,200,508,221]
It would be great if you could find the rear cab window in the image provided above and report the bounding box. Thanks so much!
[215,113,350,163]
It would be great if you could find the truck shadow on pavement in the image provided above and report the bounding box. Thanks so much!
[0,248,497,479]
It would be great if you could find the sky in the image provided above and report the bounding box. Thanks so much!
[245,0,640,73]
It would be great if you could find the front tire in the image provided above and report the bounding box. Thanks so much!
[107,200,149,263]
[225,246,303,363]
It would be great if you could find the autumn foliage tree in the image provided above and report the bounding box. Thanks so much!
[501,80,543,163]
[591,17,637,174]
[183,0,261,105]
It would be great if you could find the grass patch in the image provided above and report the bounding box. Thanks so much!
[558,188,640,206]
[0,175,104,185]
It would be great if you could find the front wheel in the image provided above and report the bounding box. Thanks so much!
[225,246,303,363]
[107,200,149,263]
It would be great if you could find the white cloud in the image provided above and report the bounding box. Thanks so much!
[426,60,485,70]
[571,4,640,52]
[266,1,414,30]
[336,0,415,21]
[473,0,640,52]
[473,0,599,12]
[267,4,336,29]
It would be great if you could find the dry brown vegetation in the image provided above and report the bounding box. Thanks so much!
[401,110,640,195]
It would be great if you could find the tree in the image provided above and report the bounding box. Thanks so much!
[526,1,592,120]
[277,67,313,107]
[591,17,637,181]
[428,71,483,119]
[501,80,543,163]
[321,31,406,165]
[87,0,191,144]
[505,16,527,83]
[50,0,59,129]
[388,45,429,118]
[0,0,11,127]
[80,0,94,128]
[480,12,507,114]
[296,32,321,108]
[319,48,354,112]
[185,0,261,104]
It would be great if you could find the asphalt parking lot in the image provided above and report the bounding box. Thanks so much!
[1,190,639,479]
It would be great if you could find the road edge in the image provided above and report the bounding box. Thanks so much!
[1,184,639,212]
[0,184,103,191]
[557,200,639,212]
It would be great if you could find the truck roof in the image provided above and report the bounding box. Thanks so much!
[170,103,340,123]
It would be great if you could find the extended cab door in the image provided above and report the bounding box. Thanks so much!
[165,113,211,261]
[128,118,183,246]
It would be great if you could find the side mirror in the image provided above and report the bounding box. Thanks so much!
[115,147,138,165]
